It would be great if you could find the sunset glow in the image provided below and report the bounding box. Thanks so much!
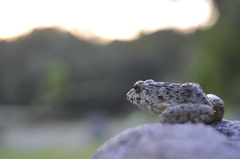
[0,0,218,41]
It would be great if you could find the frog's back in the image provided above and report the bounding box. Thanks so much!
[154,82,212,106]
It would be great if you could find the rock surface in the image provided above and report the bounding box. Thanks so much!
[91,121,240,159]
[211,119,240,140]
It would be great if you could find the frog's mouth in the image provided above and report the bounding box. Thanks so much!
[128,96,144,105]
[126,89,134,101]
[126,89,141,101]
[127,89,151,105]
[127,89,160,115]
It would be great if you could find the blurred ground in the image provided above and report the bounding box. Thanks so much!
[0,106,159,158]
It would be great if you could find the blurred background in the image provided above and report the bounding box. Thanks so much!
[0,0,240,158]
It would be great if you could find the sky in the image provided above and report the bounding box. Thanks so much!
[0,0,218,42]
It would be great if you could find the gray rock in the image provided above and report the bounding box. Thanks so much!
[91,123,240,159]
[211,119,240,140]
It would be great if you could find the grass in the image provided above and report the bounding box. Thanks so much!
[0,142,102,159]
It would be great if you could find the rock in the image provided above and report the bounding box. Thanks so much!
[211,119,240,141]
[91,123,240,159]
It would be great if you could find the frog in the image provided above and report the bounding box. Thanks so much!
[126,79,224,124]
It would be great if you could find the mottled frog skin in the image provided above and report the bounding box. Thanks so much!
[126,79,224,124]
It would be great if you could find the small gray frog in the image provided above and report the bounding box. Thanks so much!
[126,79,224,124]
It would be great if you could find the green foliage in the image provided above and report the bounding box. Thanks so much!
[0,28,196,117]
[35,59,69,104]
[192,0,240,107]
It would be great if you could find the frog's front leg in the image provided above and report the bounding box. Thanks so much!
[159,104,214,124]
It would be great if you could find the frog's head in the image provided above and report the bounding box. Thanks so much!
[126,79,157,113]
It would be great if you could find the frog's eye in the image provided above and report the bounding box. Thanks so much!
[134,84,142,93]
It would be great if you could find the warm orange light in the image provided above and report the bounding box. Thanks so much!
[0,0,218,41]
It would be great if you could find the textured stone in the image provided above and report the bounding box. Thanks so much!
[211,119,240,141]
[92,123,240,159]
